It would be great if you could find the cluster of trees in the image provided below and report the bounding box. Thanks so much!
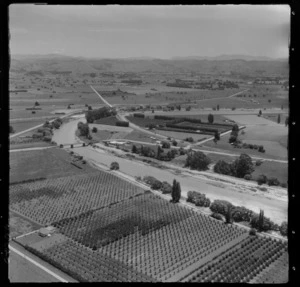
[214,153,254,179]
[77,122,91,138]
[239,143,266,153]
[131,143,178,162]
[209,200,283,233]
[187,191,211,207]
[142,176,172,194]
[185,151,211,171]
[85,107,117,123]
[256,174,286,187]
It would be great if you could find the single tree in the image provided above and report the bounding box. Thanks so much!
[232,153,254,178]
[277,114,281,124]
[225,206,233,224]
[132,145,137,153]
[9,125,15,134]
[214,131,220,142]
[258,110,262,117]
[217,104,220,111]
[185,151,211,171]
[34,101,40,106]
[208,113,214,124]
[285,116,289,127]
[257,210,265,232]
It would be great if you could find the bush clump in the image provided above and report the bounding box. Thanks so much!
[210,213,223,221]
[161,181,172,194]
[279,221,288,237]
[257,174,268,185]
[185,151,211,171]
[110,162,120,170]
[210,200,233,216]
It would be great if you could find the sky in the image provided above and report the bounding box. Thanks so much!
[9,4,290,59]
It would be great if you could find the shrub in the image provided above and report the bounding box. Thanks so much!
[92,127,98,133]
[231,107,236,111]
[250,212,275,232]
[110,162,120,170]
[255,160,263,166]
[214,160,232,176]
[161,181,172,194]
[9,126,15,134]
[258,145,265,153]
[257,174,268,185]
[210,213,223,221]
[161,141,171,148]
[267,177,280,186]
[185,151,211,171]
[249,228,257,236]
[172,140,178,146]
[59,144,63,148]
[151,179,162,190]
[43,136,51,142]
[210,200,233,216]
[143,176,159,186]
[244,174,252,180]
[279,221,288,236]
[231,206,253,222]
[280,182,287,188]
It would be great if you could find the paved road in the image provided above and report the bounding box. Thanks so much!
[9,242,76,283]
[9,146,56,153]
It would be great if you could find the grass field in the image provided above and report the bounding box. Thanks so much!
[9,148,95,183]
[203,114,288,160]
[155,130,209,141]
[252,161,288,184]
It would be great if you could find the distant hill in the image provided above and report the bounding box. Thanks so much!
[10,54,288,77]
[171,54,288,62]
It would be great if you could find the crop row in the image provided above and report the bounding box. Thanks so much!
[54,193,194,249]
[98,213,247,281]
[183,235,288,283]
[27,239,156,282]
[252,251,288,283]
[9,171,144,225]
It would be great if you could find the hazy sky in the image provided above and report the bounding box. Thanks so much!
[9,5,290,59]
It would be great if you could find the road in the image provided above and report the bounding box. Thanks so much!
[90,85,113,108]
[9,146,56,153]
[9,242,76,282]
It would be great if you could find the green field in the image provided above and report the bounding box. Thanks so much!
[9,148,95,183]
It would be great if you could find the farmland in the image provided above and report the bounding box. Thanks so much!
[182,236,288,283]
[9,54,289,283]
[9,172,144,226]
[9,148,95,183]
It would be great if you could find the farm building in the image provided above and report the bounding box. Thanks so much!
[38,226,56,237]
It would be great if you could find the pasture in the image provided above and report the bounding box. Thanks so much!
[9,148,95,183]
